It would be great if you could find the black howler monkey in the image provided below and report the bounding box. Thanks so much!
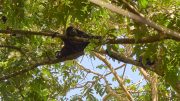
[56,26,94,59]
[138,56,155,66]
[1,16,7,24]
[106,49,155,67]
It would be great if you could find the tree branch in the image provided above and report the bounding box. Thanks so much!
[93,52,134,101]
[0,51,84,81]
[0,29,177,45]
[100,49,164,76]
[151,73,158,101]
[0,45,22,52]
[0,29,64,38]
[89,0,180,41]
[75,61,126,100]
[120,0,143,17]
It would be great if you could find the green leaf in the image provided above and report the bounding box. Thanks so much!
[138,0,148,8]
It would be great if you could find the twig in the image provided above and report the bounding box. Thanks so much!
[75,61,125,100]
[93,52,134,101]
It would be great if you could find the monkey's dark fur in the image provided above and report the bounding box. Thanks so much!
[106,49,155,67]
[1,16,7,24]
[138,56,155,66]
[56,26,93,59]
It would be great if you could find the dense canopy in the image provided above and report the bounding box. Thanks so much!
[0,0,179,100]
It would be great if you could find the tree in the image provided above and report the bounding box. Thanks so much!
[0,0,179,100]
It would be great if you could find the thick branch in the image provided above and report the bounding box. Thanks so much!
[105,35,171,44]
[103,49,164,76]
[0,29,64,38]
[89,0,180,41]
[0,29,176,45]
[99,49,151,82]
[151,73,158,101]
[0,51,84,81]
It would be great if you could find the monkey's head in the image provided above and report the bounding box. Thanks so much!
[66,26,78,37]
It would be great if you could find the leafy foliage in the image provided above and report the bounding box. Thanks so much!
[0,0,180,100]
